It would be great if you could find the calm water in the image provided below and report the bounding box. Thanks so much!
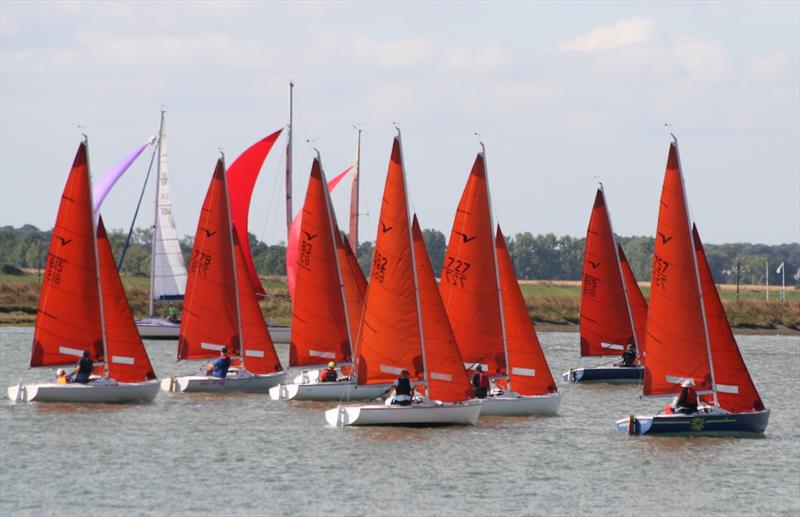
[1,327,798,516]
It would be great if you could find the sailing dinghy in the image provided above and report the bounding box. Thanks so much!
[326,134,481,427]
[269,156,384,401]
[439,150,560,416]
[160,157,285,393]
[564,186,648,384]
[8,141,159,403]
[617,138,769,435]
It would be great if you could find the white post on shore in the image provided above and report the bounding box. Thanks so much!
[765,259,769,301]
[777,261,786,302]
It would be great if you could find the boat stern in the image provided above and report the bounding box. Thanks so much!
[616,415,654,435]
[325,405,361,427]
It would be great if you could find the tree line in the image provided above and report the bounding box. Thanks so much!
[1,224,798,287]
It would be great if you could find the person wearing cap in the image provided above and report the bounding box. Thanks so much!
[673,379,699,414]
[471,365,490,399]
[391,370,413,406]
[616,344,636,368]
[206,348,231,379]
[320,361,338,382]
[68,350,94,384]
[55,368,68,384]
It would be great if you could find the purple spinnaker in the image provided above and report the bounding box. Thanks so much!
[92,136,155,213]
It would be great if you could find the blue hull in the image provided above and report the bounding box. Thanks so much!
[563,365,643,384]
[617,409,770,436]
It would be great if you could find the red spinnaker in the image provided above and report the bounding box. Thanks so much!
[227,130,282,299]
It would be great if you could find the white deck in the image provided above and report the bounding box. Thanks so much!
[326,399,482,427]
[160,370,286,393]
[7,379,159,404]
[479,391,562,416]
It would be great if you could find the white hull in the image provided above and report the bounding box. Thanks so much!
[136,319,290,343]
[479,391,562,416]
[269,379,389,401]
[7,380,159,404]
[326,399,482,427]
[160,371,286,393]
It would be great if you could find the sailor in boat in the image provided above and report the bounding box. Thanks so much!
[615,344,636,368]
[320,362,338,382]
[390,370,413,406]
[205,348,232,379]
[55,369,68,385]
[167,306,179,324]
[470,365,490,399]
[672,379,699,415]
[68,350,94,384]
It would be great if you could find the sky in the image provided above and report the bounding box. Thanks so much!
[1,1,798,246]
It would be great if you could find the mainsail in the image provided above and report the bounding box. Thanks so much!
[643,142,712,397]
[150,112,188,304]
[289,159,352,367]
[31,142,104,367]
[178,159,240,361]
[579,188,642,356]
[356,137,424,385]
[439,153,505,375]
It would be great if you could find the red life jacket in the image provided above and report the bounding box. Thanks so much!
[685,388,697,405]
[479,373,490,390]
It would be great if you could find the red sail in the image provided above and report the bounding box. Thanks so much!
[579,188,635,356]
[439,154,505,374]
[289,159,352,367]
[336,229,367,350]
[96,218,156,382]
[618,244,648,358]
[31,142,104,367]
[412,216,472,402]
[496,227,557,396]
[178,160,240,360]
[287,165,353,300]
[227,130,282,299]
[643,142,711,397]
[356,137,423,385]
[694,225,764,412]
[233,231,282,374]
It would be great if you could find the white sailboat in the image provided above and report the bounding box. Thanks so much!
[136,110,188,339]
[326,133,482,427]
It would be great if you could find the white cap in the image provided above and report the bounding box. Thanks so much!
[56,368,66,375]
[681,378,696,388]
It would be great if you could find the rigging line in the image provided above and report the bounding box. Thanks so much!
[118,143,158,271]
[258,146,284,246]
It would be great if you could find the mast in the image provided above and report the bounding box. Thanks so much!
[673,135,718,405]
[148,110,166,318]
[482,143,511,391]
[349,127,362,253]
[85,135,109,369]
[221,152,245,369]
[285,81,294,240]
[397,129,429,396]
[600,183,641,356]
[318,150,357,370]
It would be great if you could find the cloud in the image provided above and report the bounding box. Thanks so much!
[744,52,788,81]
[443,42,508,73]
[561,17,656,53]
[672,36,730,82]
[352,37,435,70]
